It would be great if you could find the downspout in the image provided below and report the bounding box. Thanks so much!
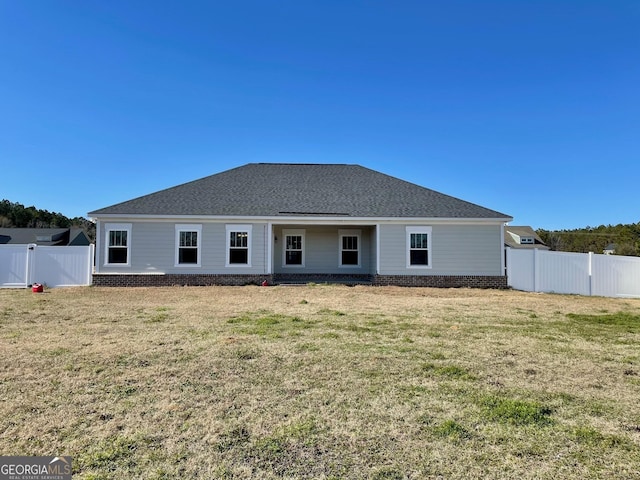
[95,220,101,273]
[500,223,506,277]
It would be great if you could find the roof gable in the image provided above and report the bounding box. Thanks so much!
[0,228,71,245]
[89,163,511,219]
[504,226,548,249]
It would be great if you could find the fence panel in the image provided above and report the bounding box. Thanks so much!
[0,245,29,287]
[1,244,93,288]
[507,248,640,298]
[32,245,94,287]
[537,250,591,296]
[592,253,640,298]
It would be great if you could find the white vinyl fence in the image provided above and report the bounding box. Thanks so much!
[0,244,94,288]
[506,247,640,298]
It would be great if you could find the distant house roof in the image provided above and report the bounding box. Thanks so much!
[0,228,91,246]
[504,226,549,250]
[89,163,511,220]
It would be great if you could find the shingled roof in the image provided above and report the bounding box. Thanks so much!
[89,163,510,219]
[0,228,91,246]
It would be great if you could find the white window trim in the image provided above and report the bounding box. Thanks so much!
[175,224,202,267]
[338,229,361,268]
[406,226,432,269]
[283,229,305,268]
[226,224,252,267]
[104,223,132,267]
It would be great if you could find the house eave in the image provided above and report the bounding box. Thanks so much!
[90,213,513,225]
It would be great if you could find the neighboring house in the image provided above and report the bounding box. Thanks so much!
[88,163,512,287]
[504,226,549,250]
[0,227,91,246]
[603,243,616,255]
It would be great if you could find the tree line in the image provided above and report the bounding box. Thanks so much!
[537,222,640,257]
[0,199,96,242]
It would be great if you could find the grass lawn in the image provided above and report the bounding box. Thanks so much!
[1,285,639,479]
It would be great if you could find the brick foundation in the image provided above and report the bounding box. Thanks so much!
[92,274,272,287]
[372,275,508,289]
[273,273,373,284]
[93,273,508,289]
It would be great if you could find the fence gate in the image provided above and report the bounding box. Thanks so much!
[0,245,29,287]
[0,244,94,288]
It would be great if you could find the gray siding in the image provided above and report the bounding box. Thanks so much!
[273,225,374,275]
[378,223,503,276]
[95,220,502,277]
[96,221,268,274]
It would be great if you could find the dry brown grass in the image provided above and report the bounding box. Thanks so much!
[1,285,639,479]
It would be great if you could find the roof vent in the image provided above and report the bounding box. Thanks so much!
[278,211,350,216]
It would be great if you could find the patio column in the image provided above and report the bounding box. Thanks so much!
[266,222,273,274]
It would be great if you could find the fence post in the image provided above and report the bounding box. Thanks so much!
[588,251,593,296]
[89,244,95,285]
[533,248,539,292]
[26,244,37,287]
[24,245,30,288]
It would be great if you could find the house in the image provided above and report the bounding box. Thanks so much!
[88,163,512,287]
[603,243,616,255]
[0,227,91,246]
[504,226,549,250]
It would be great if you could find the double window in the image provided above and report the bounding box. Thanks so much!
[175,225,201,266]
[339,229,361,267]
[226,225,252,267]
[105,223,131,265]
[406,226,432,268]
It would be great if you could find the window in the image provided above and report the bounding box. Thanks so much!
[109,231,128,263]
[226,225,252,267]
[339,229,361,267]
[105,223,131,266]
[283,229,305,266]
[406,226,432,268]
[520,237,534,245]
[229,232,248,263]
[175,225,201,266]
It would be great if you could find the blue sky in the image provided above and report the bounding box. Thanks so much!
[1,1,638,230]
